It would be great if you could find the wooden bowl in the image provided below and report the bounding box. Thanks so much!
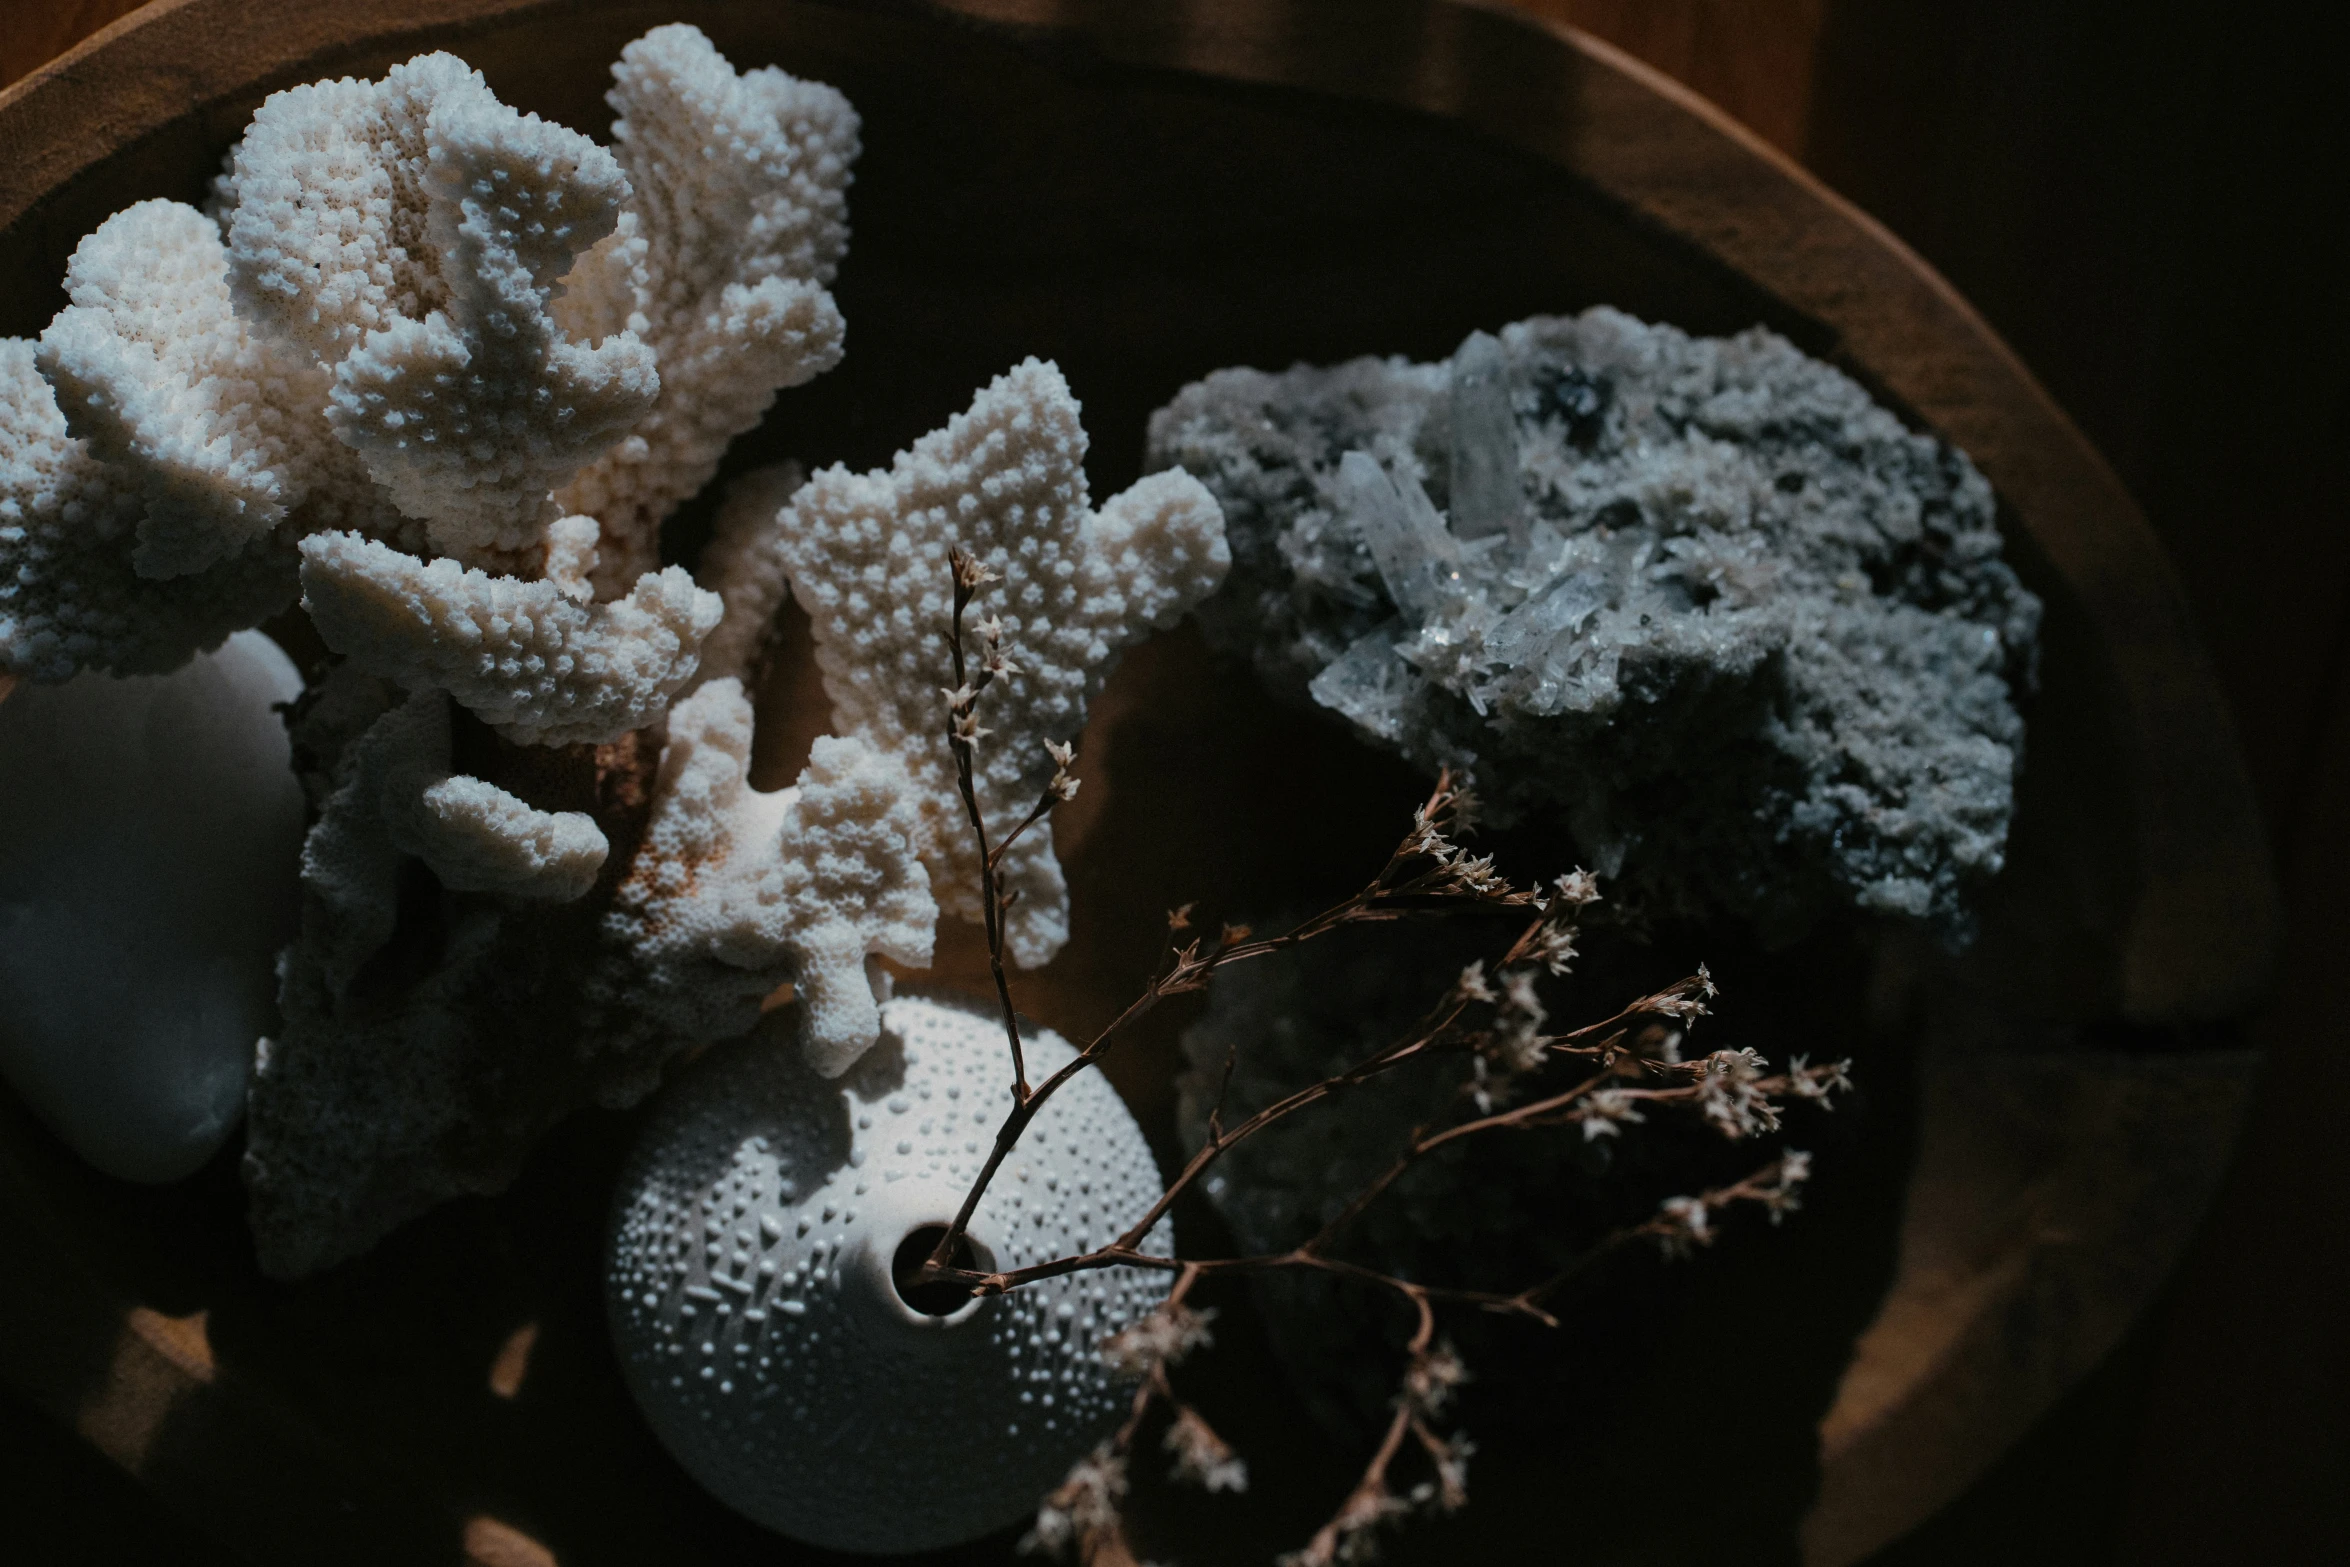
[0,3,2278,1564]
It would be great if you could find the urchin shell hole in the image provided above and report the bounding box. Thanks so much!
[892,1224,989,1317]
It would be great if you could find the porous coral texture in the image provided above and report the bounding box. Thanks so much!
[297,529,721,746]
[1150,309,2041,939]
[247,669,664,1276]
[604,678,936,1076]
[777,358,1229,967]
[2,340,294,679]
[554,23,857,597]
[218,51,657,566]
[295,686,606,996]
[35,200,389,579]
[10,26,848,711]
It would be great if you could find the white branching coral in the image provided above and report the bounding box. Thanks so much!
[297,529,720,746]
[35,199,391,579]
[216,51,658,565]
[554,24,856,596]
[298,688,608,994]
[604,677,935,1075]
[5,22,855,768]
[775,358,1229,966]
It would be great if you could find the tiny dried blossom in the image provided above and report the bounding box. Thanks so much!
[1577,1087,1648,1140]
[1550,868,1602,908]
[951,549,1002,592]
[1401,1341,1468,1419]
[1469,964,1551,1111]
[1525,915,1581,976]
[1101,1301,1217,1375]
[1643,968,1717,1022]
[1655,1194,1713,1259]
[1442,852,1510,897]
[1758,1149,1813,1223]
[1787,1054,1855,1104]
[1022,1443,1127,1560]
[1423,1431,1474,1514]
[952,707,994,754]
[940,682,979,711]
[1164,1405,1249,1493]
[1043,738,1081,801]
[1695,1046,1782,1139]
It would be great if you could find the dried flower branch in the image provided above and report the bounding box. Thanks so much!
[918,557,1851,1563]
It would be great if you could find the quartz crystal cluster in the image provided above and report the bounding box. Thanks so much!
[1150,309,2042,938]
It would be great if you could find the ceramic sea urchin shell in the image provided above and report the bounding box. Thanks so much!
[606,991,1171,1552]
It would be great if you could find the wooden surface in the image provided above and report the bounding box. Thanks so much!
[1,1,2337,1563]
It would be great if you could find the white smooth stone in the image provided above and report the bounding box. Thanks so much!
[0,631,306,1181]
[607,993,1171,1553]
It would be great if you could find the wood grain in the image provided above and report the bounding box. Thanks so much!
[0,0,147,90]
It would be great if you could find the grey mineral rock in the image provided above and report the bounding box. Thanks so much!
[1148,308,2041,940]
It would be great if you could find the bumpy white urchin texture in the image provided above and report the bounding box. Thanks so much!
[606,993,1171,1553]
[773,358,1230,968]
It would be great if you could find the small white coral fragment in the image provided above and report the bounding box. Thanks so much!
[219,52,657,564]
[556,23,857,594]
[606,678,935,1075]
[298,529,721,745]
[408,776,607,901]
[297,687,607,994]
[777,358,1229,967]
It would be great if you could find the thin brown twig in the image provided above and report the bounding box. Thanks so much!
[917,556,1848,1565]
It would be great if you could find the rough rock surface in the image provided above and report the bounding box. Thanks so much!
[1149,309,2041,939]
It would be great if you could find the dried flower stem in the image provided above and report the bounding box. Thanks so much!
[925,558,1849,1563]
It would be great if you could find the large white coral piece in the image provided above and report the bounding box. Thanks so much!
[606,678,935,1075]
[7,23,854,747]
[774,358,1229,967]
[555,24,857,596]
[298,529,720,745]
[217,52,658,565]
